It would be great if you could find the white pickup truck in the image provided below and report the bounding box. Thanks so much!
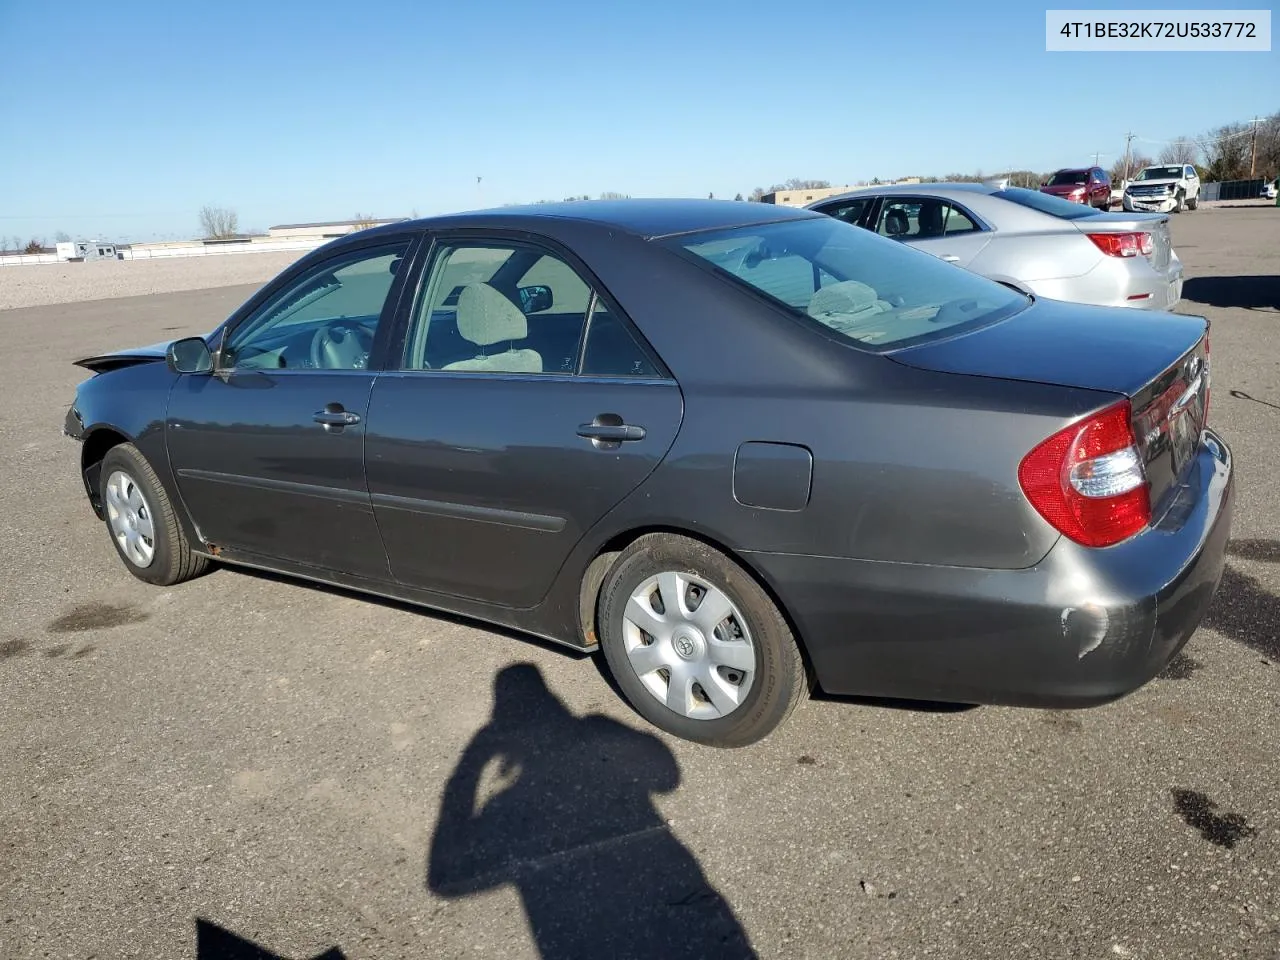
[1123,164,1201,213]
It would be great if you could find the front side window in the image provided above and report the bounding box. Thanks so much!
[669,216,1026,351]
[223,242,409,371]
[816,197,872,227]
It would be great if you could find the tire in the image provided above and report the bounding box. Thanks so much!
[1187,193,1198,211]
[99,443,210,586]
[597,533,809,748]
[1173,190,1185,213]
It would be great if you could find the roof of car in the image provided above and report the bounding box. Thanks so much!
[806,182,1006,205]
[368,198,821,241]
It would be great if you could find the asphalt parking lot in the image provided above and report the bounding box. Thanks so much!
[2,207,1278,960]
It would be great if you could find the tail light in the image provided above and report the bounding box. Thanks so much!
[1203,331,1211,423]
[1087,232,1154,258]
[1018,400,1151,548]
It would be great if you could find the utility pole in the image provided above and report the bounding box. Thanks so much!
[1091,150,1106,166]
[1122,131,1135,182]
[1248,116,1262,178]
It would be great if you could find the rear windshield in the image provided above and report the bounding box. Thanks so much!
[1048,169,1088,185]
[667,216,1027,351]
[993,186,1102,220]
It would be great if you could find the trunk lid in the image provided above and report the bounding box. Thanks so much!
[889,297,1211,511]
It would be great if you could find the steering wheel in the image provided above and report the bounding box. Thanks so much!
[310,322,373,369]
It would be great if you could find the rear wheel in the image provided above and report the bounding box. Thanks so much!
[99,443,210,586]
[597,533,809,748]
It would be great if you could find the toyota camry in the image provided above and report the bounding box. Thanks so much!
[64,199,1233,747]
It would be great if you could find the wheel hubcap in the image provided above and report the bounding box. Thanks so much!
[104,470,156,568]
[622,571,756,721]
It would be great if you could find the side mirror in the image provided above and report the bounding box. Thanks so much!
[518,284,553,314]
[167,336,213,375]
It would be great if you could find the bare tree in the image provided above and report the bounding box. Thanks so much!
[1110,154,1153,182]
[351,212,378,231]
[1203,123,1253,181]
[199,205,239,239]
[54,230,71,243]
[734,192,744,201]
[598,191,630,200]
[1158,136,1199,165]
[1252,111,1280,181]
[748,187,765,202]
[24,239,45,254]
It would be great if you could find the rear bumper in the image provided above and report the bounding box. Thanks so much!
[1037,251,1184,311]
[748,429,1233,708]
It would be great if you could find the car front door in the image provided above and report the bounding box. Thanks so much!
[166,236,416,579]
[875,196,993,268]
[364,234,683,607]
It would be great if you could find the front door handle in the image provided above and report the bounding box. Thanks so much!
[578,414,646,450]
[940,254,960,262]
[314,404,361,432]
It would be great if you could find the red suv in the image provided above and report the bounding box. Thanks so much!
[1040,167,1112,208]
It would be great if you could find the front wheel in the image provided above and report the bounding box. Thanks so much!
[99,443,210,586]
[1173,190,1185,213]
[597,534,809,748]
[1187,193,1198,211]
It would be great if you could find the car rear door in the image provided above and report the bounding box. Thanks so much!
[166,236,417,579]
[364,233,683,607]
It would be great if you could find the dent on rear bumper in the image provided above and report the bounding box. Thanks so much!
[748,430,1233,708]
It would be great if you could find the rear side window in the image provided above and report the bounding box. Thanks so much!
[669,216,1026,351]
[993,187,1101,220]
[876,198,981,238]
[580,300,660,378]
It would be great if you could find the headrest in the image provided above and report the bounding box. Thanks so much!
[807,280,882,320]
[885,210,908,236]
[456,283,528,347]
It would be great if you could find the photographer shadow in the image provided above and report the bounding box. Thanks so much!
[427,663,757,959]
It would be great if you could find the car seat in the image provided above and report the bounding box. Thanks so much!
[442,283,543,373]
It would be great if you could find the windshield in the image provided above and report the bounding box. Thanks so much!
[992,187,1102,220]
[668,216,1027,351]
[1135,166,1183,181]
[1048,169,1088,186]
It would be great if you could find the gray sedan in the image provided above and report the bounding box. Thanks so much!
[64,200,1229,748]
[807,183,1185,311]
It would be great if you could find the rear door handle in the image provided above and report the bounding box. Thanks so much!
[314,410,360,425]
[577,423,646,442]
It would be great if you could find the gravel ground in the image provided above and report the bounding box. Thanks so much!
[0,207,1277,960]
[0,250,310,311]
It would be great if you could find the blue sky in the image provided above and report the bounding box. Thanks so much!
[0,0,1274,242]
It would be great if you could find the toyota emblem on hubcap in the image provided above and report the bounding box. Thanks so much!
[673,634,697,659]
